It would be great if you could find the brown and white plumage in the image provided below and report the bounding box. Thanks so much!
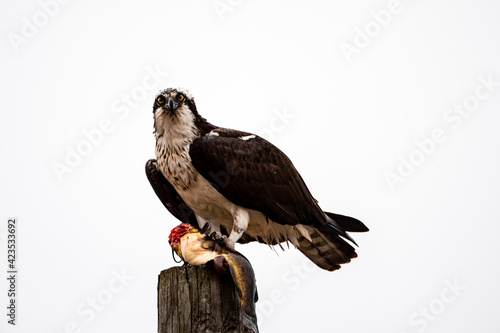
[146,87,368,271]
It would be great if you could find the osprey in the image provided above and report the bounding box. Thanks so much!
[146,88,368,271]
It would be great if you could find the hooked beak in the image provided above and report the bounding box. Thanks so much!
[165,97,179,113]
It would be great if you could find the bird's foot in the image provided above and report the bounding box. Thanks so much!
[204,230,237,253]
[208,231,225,241]
[207,232,227,250]
[200,221,212,235]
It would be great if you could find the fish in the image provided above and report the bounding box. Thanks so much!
[169,223,259,333]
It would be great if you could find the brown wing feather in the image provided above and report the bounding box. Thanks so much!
[189,129,326,227]
[145,159,199,227]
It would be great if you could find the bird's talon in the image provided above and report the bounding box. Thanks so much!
[207,230,226,242]
[213,234,228,248]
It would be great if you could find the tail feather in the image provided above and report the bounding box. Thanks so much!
[297,227,357,271]
[325,212,369,232]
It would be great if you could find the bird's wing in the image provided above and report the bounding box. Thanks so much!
[145,159,199,226]
[189,129,327,227]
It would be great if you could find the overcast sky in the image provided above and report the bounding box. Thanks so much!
[1,1,500,332]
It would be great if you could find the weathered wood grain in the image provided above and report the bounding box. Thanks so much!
[158,265,256,333]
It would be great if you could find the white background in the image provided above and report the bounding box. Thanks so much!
[1,1,500,332]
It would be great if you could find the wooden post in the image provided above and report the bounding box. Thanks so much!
[158,265,256,333]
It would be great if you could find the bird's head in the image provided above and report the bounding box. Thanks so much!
[153,88,195,116]
[152,88,200,135]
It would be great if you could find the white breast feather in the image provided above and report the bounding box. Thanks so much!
[155,106,198,190]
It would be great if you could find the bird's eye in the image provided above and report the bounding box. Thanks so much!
[176,94,184,102]
[156,95,166,105]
